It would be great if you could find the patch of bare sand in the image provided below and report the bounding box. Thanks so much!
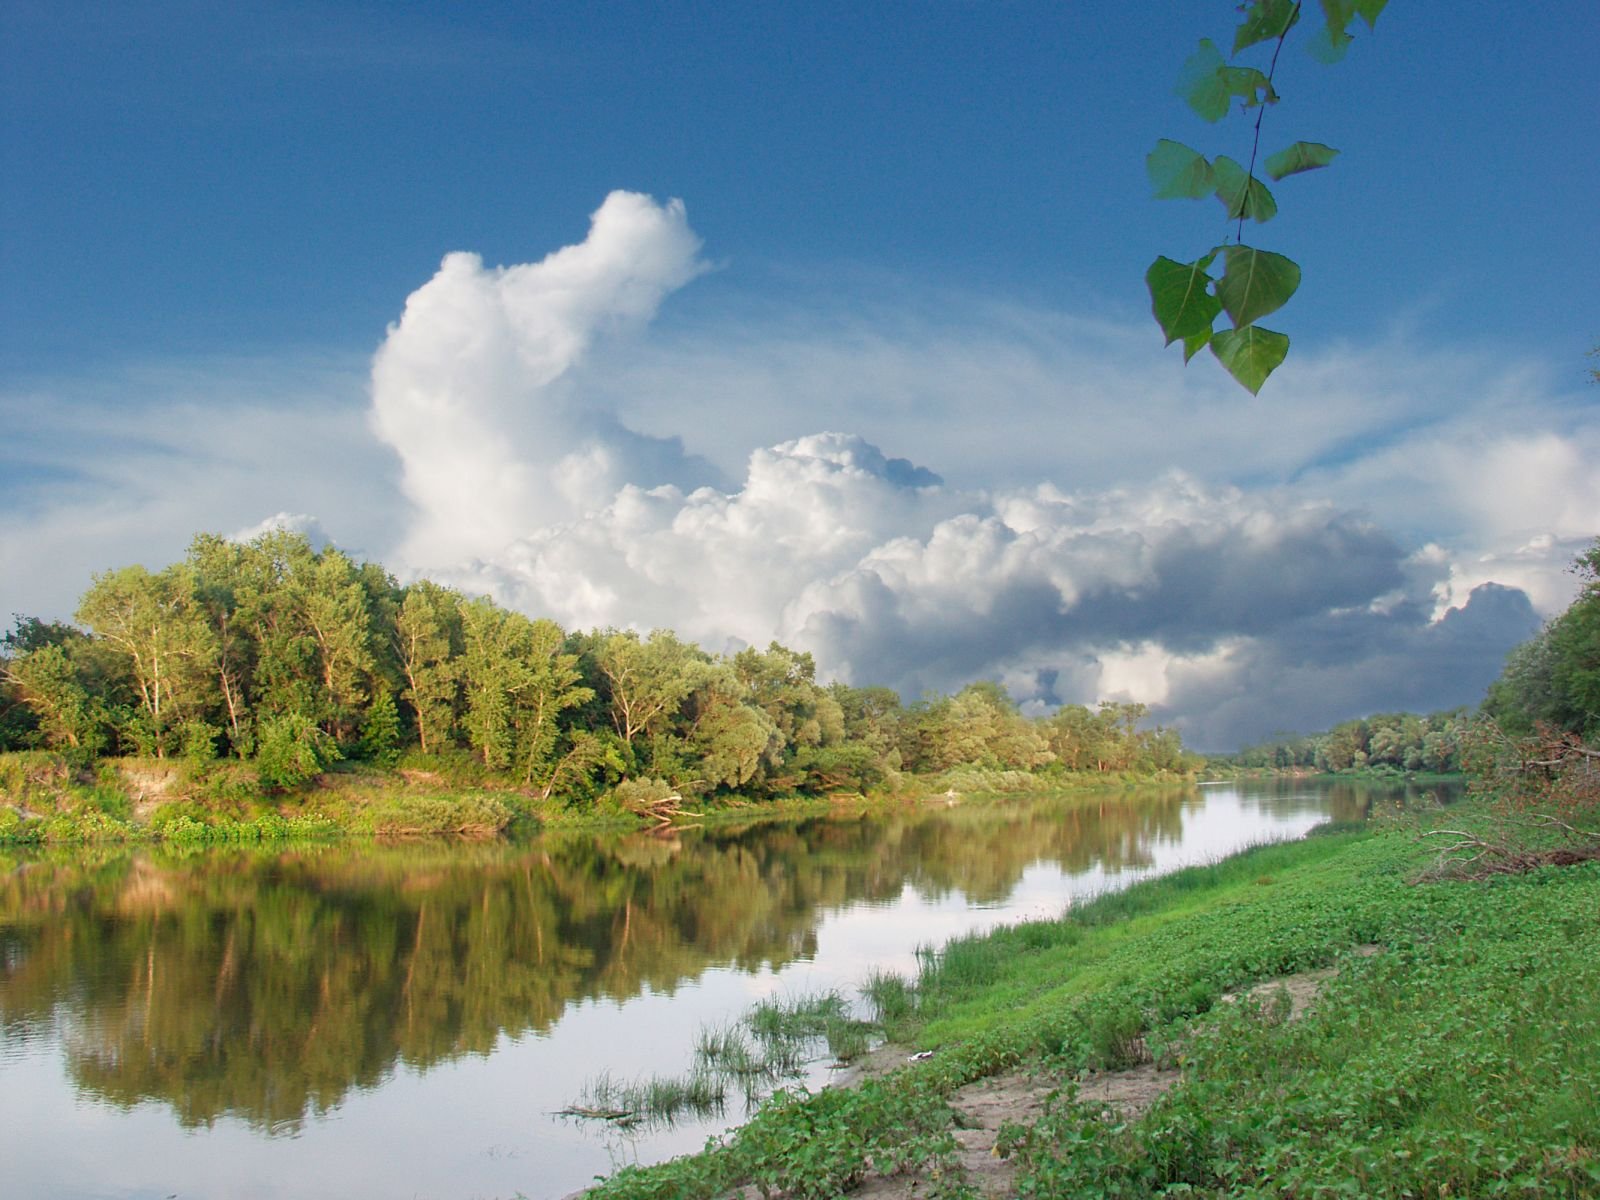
[1220,943,1383,1021]
[116,761,180,821]
[827,1042,918,1090]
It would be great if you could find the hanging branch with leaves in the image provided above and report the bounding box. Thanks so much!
[1146,0,1388,394]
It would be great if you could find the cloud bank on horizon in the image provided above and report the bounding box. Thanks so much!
[364,191,1575,750]
[3,191,1590,749]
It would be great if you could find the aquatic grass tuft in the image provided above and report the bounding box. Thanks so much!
[563,1068,727,1128]
[747,990,849,1042]
[746,990,875,1067]
[860,968,915,1026]
[569,989,883,1132]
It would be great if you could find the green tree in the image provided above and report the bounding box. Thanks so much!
[222,532,381,747]
[459,599,592,784]
[75,564,217,757]
[298,549,378,744]
[395,581,462,754]
[903,683,1052,773]
[459,598,522,770]
[684,662,783,792]
[359,687,403,765]
[230,531,319,725]
[2,617,86,750]
[733,643,839,751]
[830,684,904,766]
[255,711,339,789]
[596,630,707,750]
[1484,540,1600,738]
[1041,703,1097,771]
[185,534,260,757]
[0,643,109,755]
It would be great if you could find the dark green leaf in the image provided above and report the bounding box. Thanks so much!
[1176,39,1230,121]
[1232,0,1300,55]
[1147,140,1215,199]
[1223,64,1278,109]
[1215,246,1301,328]
[1146,255,1222,346]
[1310,0,1355,61]
[1210,326,1290,394]
[1355,0,1388,28]
[1176,39,1277,120]
[1264,141,1340,180]
[1212,157,1279,222]
[1182,328,1213,362]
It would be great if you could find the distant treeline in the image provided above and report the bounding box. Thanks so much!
[1223,539,1600,776]
[0,531,1199,802]
[1223,709,1471,775]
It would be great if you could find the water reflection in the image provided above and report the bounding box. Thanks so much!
[0,780,1445,1198]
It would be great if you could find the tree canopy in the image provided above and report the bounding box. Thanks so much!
[0,530,1202,802]
[1483,541,1600,740]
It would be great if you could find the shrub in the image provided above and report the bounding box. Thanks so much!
[255,713,339,791]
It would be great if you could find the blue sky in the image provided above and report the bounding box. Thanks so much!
[2,1,1597,748]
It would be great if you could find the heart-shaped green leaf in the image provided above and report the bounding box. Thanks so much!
[1264,141,1340,181]
[1146,255,1222,345]
[1182,328,1213,362]
[1213,157,1278,222]
[1177,39,1276,120]
[1232,0,1300,55]
[1215,246,1301,329]
[1176,39,1231,122]
[1147,140,1214,199]
[1210,325,1290,394]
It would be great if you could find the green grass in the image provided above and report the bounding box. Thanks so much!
[581,803,1600,1198]
[0,751,528,843]
[567,991,883,1134]
[564,1070,729,1129]
[860,967,916,1030]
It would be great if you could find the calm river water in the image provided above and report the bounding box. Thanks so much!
[0,778,1450,1199]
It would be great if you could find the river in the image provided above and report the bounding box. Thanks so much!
[0,778,1451,1199]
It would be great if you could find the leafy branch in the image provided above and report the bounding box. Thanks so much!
[1146,0,1388,393]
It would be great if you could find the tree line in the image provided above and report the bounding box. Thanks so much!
[0,531,1199,802]
[1228,538,1600,774]
[1227,709,1470,775]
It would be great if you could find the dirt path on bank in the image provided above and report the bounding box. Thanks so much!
[814,947,1383,1200]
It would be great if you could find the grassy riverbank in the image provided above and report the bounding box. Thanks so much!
[582,801,1600,1198]
[0,749,1194,845]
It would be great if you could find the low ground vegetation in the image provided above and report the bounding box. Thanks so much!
[577,790,1600,1199]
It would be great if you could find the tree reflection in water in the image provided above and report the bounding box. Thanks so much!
[0,782,1389,1132]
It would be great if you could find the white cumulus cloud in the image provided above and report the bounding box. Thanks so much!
[370,190,720,569]
[5,194,1582,751]
[352,193,1574,748]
